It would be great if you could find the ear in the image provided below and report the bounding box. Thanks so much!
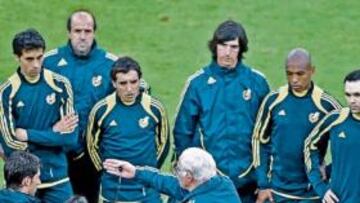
[21,176,31,187]
[311,65,316,75]
[184,173,195,184]
[14,54,20,62]
[112,81,117,89]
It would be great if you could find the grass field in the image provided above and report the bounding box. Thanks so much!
[0,0,359,187]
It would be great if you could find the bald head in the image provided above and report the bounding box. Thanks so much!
[67,9,97,32]
[285,48,315,93]
[286,48,312,70]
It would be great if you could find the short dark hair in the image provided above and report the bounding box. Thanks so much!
[4,151,40,190]
[111,56,142,81]
[208,20,248,61]
[344,69,360,83]
[67,9,97,32]
[12,28,45,57]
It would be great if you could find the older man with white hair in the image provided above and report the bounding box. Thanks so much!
[103,147,241,202]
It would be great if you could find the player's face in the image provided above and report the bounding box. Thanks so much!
[17,48,44,79]
[68,12,95,56]
[345,80,360,114]
[113,70,140,104]
[28,170,41,196]
[216,38,239,69]
[286,62,314,93]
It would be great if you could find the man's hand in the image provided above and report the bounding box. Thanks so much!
[256,189,274,203]
[15,128,28,141]
[103,159,136,179]
[53,113,79,133]
[323,189,339,203]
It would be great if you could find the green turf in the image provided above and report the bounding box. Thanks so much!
[0,0,359,187]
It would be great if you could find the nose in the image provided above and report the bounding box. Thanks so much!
[79,31,86,40]
[224,46,231,55]
[125,84,132,91]
[290,75,299,84]
[349,96,356,104]
[34,59,41,69]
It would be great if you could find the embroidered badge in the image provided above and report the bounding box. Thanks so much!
[92,75,102,87]
[139,116,149,128]
[308,112,320,123]
[46,93,56,105]
[243,88,252,101]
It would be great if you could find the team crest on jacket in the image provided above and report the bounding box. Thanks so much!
[308,112,320,123]
[243,88,252,101]
[139,116,149,128]
[46,93,56,105]
[92,75,102,87]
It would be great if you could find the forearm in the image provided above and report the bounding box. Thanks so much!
[27,127,78,147]
[135,167,186,199]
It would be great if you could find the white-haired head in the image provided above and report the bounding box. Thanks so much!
[177,147,217,185]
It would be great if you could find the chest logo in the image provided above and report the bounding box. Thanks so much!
[243,88,252,101]
[109,120,117,127]
[207,76,216,85]
[57,58,68,67]
[338,131,346,139]
[308,112,320,123]
[92,75,102,87]
[46,93,56,105]
[16,101,25,108]
[139,116,149,128]
[278,109,286,116]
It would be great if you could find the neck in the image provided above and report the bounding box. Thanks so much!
[14,186,30,195]
[292,89,308,97]
[21,71,40,84]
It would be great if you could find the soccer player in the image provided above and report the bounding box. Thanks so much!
[305,69,360,203]
[173,20,270,202]
[103,147,241,203]
[0,29,78,202]
[86,56,169,202]
[0,151,41,203]
[252,48,341,203]
[43,9,149,202]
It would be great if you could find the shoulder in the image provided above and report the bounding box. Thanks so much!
[43,69,72,93]
[43,48,59,59]
[320,108,349,128]
[43,46,68,69]
[94,46,118,63]
[242,64,268,83]
[262,85,288,107]
[104,52,118,62]
[91,93,117,116]
[320,91,342,111]
[186,68,207,84]
[141,93,167,118]
[0,73,22,98]
[179,68,207,95]
[311,85,342,113]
